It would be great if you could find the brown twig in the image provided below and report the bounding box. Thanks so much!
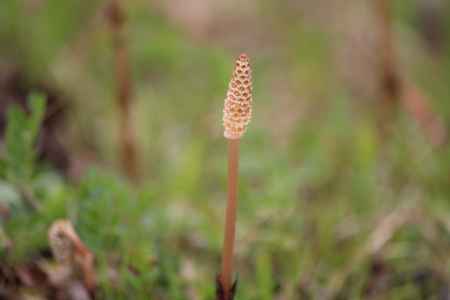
[48,220,96,292]
[71,234,96,292]
[106,0,139,180]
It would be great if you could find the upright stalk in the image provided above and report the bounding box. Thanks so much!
[221,138,240,295]
[106,0,139,180]
[218,53,253,300]
[374,0,447,145]
[376,0,400,106]
[375,0,401,138]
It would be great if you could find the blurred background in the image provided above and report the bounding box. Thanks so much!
[0,0,450,299]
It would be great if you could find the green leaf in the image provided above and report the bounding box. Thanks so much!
[4,93,46,183]
[28,93,46,139]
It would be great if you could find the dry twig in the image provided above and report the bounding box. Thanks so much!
[48,219,96,292]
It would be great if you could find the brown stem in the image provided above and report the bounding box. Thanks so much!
[220,138,240,298]
[373,0,401,138]
[75,244,95,291]
[106,0,139,180]
[401,82,448,146]
[376,0,401,107]
[373,0,447,146]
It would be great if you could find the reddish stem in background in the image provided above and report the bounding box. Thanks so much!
[376,0,401,106]
[107,0,139,180]
[220,138,240,298]
[401,83,448,146]
[374,0,447,146]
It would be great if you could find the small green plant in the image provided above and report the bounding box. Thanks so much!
[0,93,57,260]
[1,93,46,210]
[3,94,46,181]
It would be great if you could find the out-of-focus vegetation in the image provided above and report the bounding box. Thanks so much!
[0,0,450,299]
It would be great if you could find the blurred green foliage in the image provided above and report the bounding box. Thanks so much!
[4,94,45,183]
[0,1,450,299]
